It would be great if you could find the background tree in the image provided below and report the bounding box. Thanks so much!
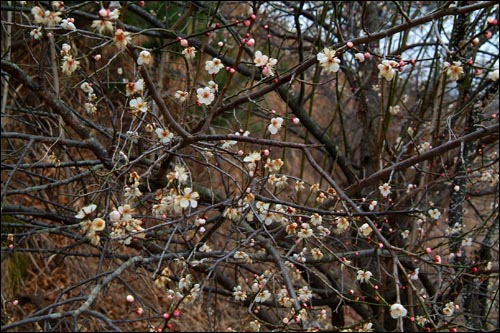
[1,1,498,332]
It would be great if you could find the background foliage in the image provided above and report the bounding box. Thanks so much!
[1,1,499,332]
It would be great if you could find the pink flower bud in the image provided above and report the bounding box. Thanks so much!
[484,30,492,39]
[238,150,244,156]
[292,117,300,125]
[250,14,257,20]
[487,17,498,26]
[267,34,272,39]
[163,312,170,319]
[12,299,19,306]
[262,66,270,76]
[246,38,255,46]
[179,38,189,47]
[126,295,135,303]
[262,149,270,156]
[472,37,480,46]
[243,20,251,27]
[426,247,432,254]
[173,309,181,317]
[135,307,144,315]
[229,68,236,74]
[346,41,354,48]
[218,41,224,47]
[93,54,101,61]
[99,8,108,18]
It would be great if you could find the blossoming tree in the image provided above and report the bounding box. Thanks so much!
[1,1,498,332]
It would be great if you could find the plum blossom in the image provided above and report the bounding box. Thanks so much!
[125,79,144,96]
[357,270,373,283]
[196,87,215,105]
[167,165,189,184]
[428,208,441,220]
[378,59,398,81]
[75,204,97,219]
[243,151,261,171]
[444,61,464,81]
[443,301,457,316]
[317,47,341,73]
[179,187,199,209]
[205,57,224,74]
[254,50,269,67]
[379,182,392,197]
[137,50,152,66]
[129,97,148,113]
[358,223,373,237]
[254,51,278,76]
[156,128,174,144]
[390,303,408,319]
[31,6,62,26]
[267,116,283,134]
[91,19,114,34]
[30,27,43,40]
[205,81,217,94]
[91,217,106,232]
[61,18,76,31]
[80,82,94,94]
[254,289,271,303]
[335,217,350,233]
[61,56,80,75]
[182,46,196,60]
[174,90,189,102]
[232,285,247,301]
[354,52,366,62]
[113,29,131,49]
[310,213,322,226]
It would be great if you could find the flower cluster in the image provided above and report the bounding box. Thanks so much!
[75,204,105,246]
[442,301,458,316]
[152,165,199,217]
[60,43,80,76]
[108,204,146,245]
[254,50,278,77]
[80,80,98,115]
[31,5,62,27]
